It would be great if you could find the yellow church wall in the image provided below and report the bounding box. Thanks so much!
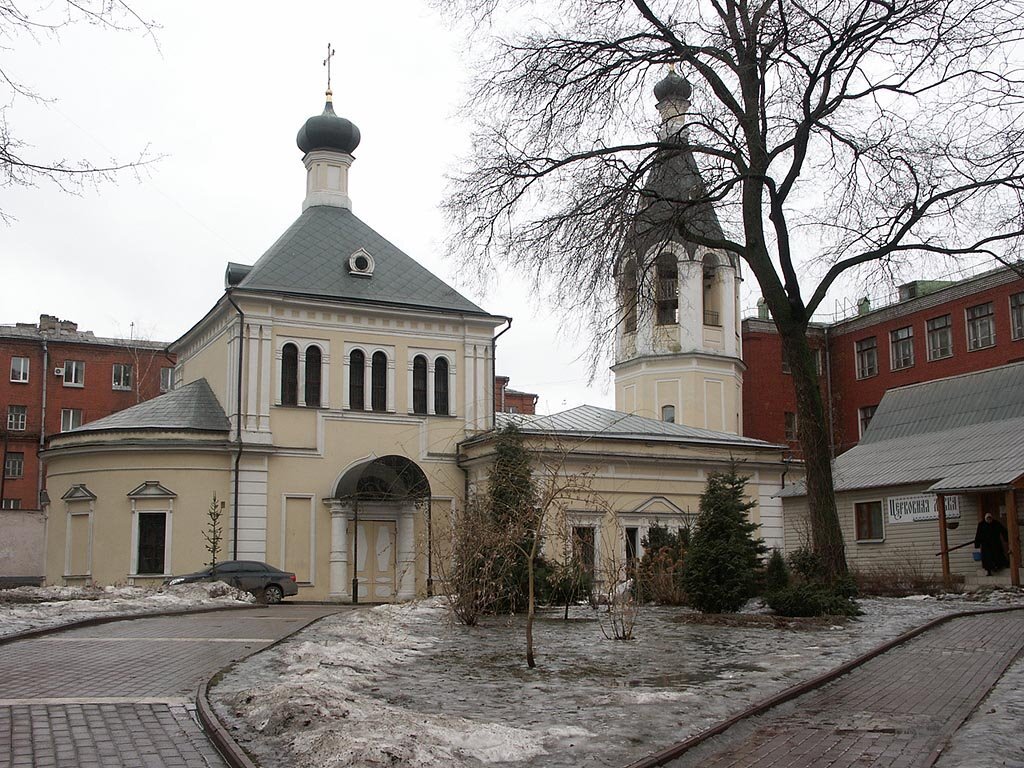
[43,443,231,586]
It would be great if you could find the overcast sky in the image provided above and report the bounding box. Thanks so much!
[2,2,990,414]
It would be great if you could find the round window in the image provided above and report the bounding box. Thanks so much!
[354,255,370,271]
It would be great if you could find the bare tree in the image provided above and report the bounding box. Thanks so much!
[1,1,159,222]
[437,0,1024,580]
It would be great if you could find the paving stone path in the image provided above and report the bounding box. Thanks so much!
[0,605,341,768]
[667,609,1024,768]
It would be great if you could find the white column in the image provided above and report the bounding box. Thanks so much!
[363,356,372,411]
[297,349,307,407]
[245,323,259,431]
[329,501,351,601]
[720,264,739,358]
[448,361,457,417]
[678,260,703,352]
[259,325,272,431]
[397,507,416,599]
[427,359,436,415]
[387,356,396,412]
[321,352,331,409]
[406,359,415,413]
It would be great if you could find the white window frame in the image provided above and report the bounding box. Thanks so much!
[275,337,331,408]
[784,411,798,441]
[1,499,22,510]
[160,366,174,393]
[112,362,133,391]
[63,360,85,388]
[4,452,24,479]
[1011,292,1024,341]
[10,356,29,383]
[858,405,878,438]
[926,314,953,361]
[61,408,83,432]
[7,405,27,432]
[129,501,174,578]
[343,342,394,412]
[661,404,675,423]
[855,337,878,379]
[889,326,914,370]
[965,302,995,351]
[854,500,885,543]
[406,349,458,417]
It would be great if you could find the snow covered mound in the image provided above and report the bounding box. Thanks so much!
[0,581,254,638]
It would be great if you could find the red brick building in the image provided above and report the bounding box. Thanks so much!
[1,315,174,511]
[494,375,539,415]
[743,265,1024,455]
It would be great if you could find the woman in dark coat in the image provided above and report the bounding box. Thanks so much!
[974,512,1010,576]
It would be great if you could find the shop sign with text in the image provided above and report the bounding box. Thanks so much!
[887,494,961,524]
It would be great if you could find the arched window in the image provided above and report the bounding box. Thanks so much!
[412,355,428,414]
[281,344,298,406]
[349,350,365,410]
[621,259,638,333]
[434,357,449,415]
[661,404,675,423]
[305,346,322,407]
[371,351,387,412]
[655,252,678,325]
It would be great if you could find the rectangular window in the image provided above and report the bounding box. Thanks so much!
[784,411,798,441]
[136,513,167,574]
[7,405,27,432]
[813,348,823,375]
[855,337,878,379]
[854,501,884,542]
[889,326,914,370]
[112,363,133,390]
[1,499,22,510]
[926,315,953,360]
[966,302,995,350]
[160,367,173,393]
[63,360,85,387]
[4,452,24,479]
[859,405,877,437]
[1011,293,1024,341]
[571,525,596,575]
[781,358,791,375]
[10,356,29,383]
[61,409,83,432]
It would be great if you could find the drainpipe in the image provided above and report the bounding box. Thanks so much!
[38,339,48,506]
[823,325,835,458]
[226,293,245,560]
[491,318,513,425]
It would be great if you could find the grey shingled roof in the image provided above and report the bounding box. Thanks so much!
[236,206,488,315]
[496,405,781,449]
[782,363,1024,496]
[71,379,230,434]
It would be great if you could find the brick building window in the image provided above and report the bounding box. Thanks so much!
[7,405,27,432]
[784,411,798,440]
[1,499,21,510]
[854,500,884,542]
[926,315,953,360]
[160,367,173,393]
[855,337,878,379]
[1011,292,1024,341]
[61,409,83,432]
[10,356,29,383]
[112,363,133,391]
[966,302,995,350]
[889,326,914,370]
[858,405,877,437]
[4,452,24,479]
[62,360,85,387]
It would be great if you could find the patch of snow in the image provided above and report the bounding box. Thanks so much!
[0,582,254,638]
[212,589,1024,768]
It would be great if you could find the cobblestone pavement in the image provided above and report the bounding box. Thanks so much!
[669,610,1024,768]
[0,605,342,768]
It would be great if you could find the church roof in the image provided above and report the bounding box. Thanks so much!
[69,379,230,434]
[234,205,489,315]
[496,404,781,449]
[630,135,726,256]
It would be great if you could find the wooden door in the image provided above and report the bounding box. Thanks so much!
[351,520,396,601]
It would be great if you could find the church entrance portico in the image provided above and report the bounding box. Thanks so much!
[327,455,430,603]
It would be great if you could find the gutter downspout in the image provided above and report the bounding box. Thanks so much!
[226,293,245,560]
[38,339,48,504]
[823,325,835,458]
[491,318,513,425]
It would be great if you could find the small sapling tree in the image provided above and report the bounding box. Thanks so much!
[203,494,225,577]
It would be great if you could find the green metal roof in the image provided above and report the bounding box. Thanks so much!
[236,205,489,315]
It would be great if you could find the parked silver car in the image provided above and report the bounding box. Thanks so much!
[164,560,299,604]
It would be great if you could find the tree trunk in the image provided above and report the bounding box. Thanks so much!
[778,321,849,581]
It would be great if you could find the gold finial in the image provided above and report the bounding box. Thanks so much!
[323,43,336,99]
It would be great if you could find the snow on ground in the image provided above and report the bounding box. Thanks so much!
[211,589,1024,768]
[0,582,255,638]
